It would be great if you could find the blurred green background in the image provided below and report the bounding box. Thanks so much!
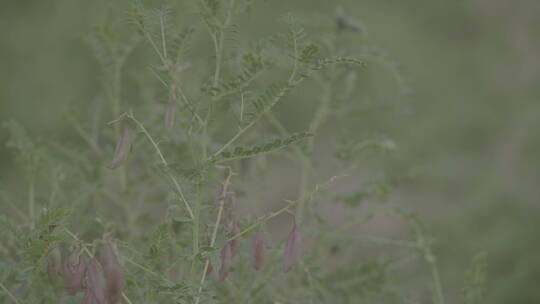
[1,0,539,302]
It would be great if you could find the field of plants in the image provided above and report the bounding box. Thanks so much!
[1,0,539,303]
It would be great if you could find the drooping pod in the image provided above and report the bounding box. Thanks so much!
[251,231,266,270]
[98,243,115,271]
[107,126,131,169]
[98,242,124,304]
[62,251,87,295]
[283,220,301,273]
[104,264,124,304]
[84,258,107,304]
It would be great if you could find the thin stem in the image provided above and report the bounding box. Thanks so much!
[122,293,134,304]
[176,85,204,125]
[212,121,255,157]
[288,31,298,84]
[0,281,20,304]
[424,246,445,304]
[126,114,194,219]
[226,175,340,243]
[68,116,102,154]
[190,183,202,281]
[227,199,297,243]
[195,169,232,304]
[201,0,236,160]
[240,92,245,123]
[160,15,168,59]
[125,257,172,284]
[296,157,310,224]
[143,30,165,63]
[28,176,35,229]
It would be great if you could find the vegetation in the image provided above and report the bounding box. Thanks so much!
[2,0,539,303]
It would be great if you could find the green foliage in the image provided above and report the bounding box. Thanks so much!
[202,52,268,98]
[212,132,313,163]
[0,1,474,303]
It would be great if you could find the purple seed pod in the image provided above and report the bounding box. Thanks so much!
[62,251,87,295]
[104,264,124,304]
[251,231,266,270]
[84,259,107,304]
[98,243,116,271]
[283,221,301,273]
[98,242,124,304]
[107,127,130,169]
[219,243,232,281]
[47,247,62,281]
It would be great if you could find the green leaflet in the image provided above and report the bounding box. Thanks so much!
[202,52,268,98]
[211,132,313,163]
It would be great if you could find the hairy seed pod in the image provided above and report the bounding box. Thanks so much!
[107,127,130,169]
[47,247,62,281]
[219,243,232,281]
[62,251,87,295]
[84,259,107,304]
[283,221,301,273]
[98,243,116,271]
[104,264,124,304]
[251,231,266,270]
[98,243,124,304]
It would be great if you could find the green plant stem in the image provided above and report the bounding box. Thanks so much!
[125,257,172,284]
[424,245,445,304]
[212,120,256,157]
[110,63,128,192]
[28,176,35,229]
[201,0,236,160]
[195,169,232,304]
[227,175,340,243]
[126,114,194,219]
[142,30,165,63]
[0,281,20,304]
[190,183,202,282]
[68,115,102,154]
[296,157,310,224]
[160,15,168,59]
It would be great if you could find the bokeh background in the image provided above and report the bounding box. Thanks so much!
[1,0,539,302]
